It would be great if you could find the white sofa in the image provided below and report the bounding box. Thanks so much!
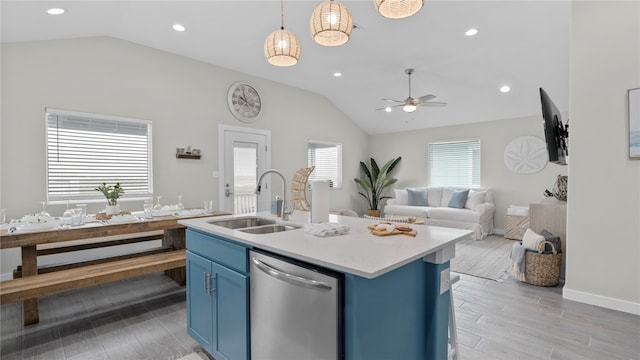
[383,187,495,240]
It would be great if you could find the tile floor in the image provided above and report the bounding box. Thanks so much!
[1,271,639,359]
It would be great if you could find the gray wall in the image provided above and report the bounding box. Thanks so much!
[565,1,640,314]
[0,37,369,276]
[369,115,568,231]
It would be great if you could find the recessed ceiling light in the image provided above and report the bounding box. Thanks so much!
[333,72,342,77]
[172,24,186,32]
[465,28,478,36]
[385,107,392,113]
[47,8,65,15]
[500,85,511,93]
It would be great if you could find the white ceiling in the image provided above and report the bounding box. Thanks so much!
[1,0,570,135]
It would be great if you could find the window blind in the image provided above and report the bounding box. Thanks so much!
[307,140,342,189]
[428,140,481,187]
[46,108,153,202]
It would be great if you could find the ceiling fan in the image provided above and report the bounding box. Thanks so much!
[377,69,447,113]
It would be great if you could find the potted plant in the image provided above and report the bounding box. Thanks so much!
[95,182,124,215]
[354,157,401,217]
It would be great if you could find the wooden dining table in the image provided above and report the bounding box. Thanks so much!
[0,211,229,325]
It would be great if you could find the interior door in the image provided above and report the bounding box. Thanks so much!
[219,126,270,214]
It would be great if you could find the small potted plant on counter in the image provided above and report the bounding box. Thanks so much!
[354,156,401,217]
[95,182,124,215]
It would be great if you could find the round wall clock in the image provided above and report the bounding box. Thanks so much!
[227,82,262,122]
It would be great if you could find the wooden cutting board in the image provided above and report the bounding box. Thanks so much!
[367,224,417,237]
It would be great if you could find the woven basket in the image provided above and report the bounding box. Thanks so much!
[525,240,561,287]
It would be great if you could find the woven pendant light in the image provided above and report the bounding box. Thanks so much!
[264,0,301,66]
[310,0,353,47]
[374,0,424,19]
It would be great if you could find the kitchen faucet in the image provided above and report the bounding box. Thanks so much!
[255,169,290,221]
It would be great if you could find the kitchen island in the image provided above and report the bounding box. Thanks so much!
[179,212,473,360]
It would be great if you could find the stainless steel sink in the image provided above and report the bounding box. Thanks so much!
[239,224,302,234]
[207,216,275,229]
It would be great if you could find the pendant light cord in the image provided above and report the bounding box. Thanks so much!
[280,0,284,30]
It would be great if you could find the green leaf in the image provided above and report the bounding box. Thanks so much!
[353,156,401,210]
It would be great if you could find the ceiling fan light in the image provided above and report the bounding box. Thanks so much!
[374,0,423,20]
[264,28,301,67]
[310,0,353,47]
[403,104,417,112]
[47,8,65,15]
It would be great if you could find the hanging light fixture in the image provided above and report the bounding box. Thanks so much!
[310,0,353,47]
[403,103,417,113]
[374,0,424,19]
[264,0,301,66]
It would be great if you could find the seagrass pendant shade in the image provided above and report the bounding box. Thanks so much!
[374,0,423,19]
[310,0,353,47]
[264,27,301,66]
[265,0,301,66]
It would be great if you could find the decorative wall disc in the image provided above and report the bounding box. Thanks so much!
[504,136,548,174]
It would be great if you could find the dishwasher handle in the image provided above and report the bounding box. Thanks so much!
[251,257,332,291]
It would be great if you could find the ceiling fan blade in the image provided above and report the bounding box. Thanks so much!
[418,101,448,107]
[381,98,403,103]
[416,94,436,103]
[376,104,405,111]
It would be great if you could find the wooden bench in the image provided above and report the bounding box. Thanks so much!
[0,249,185,304]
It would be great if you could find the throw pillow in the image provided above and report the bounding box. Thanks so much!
[465,190,486,211]
[440,187,454,207]
[447,189,470,209]
[407,188,428,206]
[426,187,442,207]
[393,189,409,205]
[522,228,545,251]
[541,229,562,253]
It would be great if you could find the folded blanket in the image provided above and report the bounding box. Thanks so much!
[509,242,526,282]
[304,222,350,237]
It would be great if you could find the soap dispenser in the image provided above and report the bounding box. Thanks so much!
[271,194,283,217]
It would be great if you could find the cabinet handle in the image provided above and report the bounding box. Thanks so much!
[204,272,210,294]
[210,274,217,293]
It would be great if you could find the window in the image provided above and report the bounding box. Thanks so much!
[428,139,480,187]
[46,108,153,203]
[307,140,342,189]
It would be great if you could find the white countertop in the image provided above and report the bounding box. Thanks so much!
[178,212,473,279]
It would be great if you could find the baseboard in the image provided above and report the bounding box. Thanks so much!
[563,287,640,315]
[1,272,13,282]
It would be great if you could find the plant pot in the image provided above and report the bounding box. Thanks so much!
[106,205,120,215]
[367,209,381,218]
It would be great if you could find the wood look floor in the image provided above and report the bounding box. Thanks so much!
[1,271,639,359]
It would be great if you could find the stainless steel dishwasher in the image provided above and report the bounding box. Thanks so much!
[249,249,343,360]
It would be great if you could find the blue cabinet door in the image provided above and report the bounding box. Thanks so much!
[212,262,249,360]
[186,251,214,355]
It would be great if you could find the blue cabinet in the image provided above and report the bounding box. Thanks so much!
[186,229,249,360]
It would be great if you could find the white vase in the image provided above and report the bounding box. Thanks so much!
[106,204,120,215]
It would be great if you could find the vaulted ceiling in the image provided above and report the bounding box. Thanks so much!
[1,1,570,134]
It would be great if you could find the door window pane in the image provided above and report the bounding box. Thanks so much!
[233,142,257,214]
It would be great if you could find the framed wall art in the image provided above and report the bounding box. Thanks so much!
[630,88,640,159]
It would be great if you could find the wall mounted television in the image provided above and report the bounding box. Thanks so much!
[539,87,568,165]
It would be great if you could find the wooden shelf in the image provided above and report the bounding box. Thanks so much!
[176,153,201,160]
